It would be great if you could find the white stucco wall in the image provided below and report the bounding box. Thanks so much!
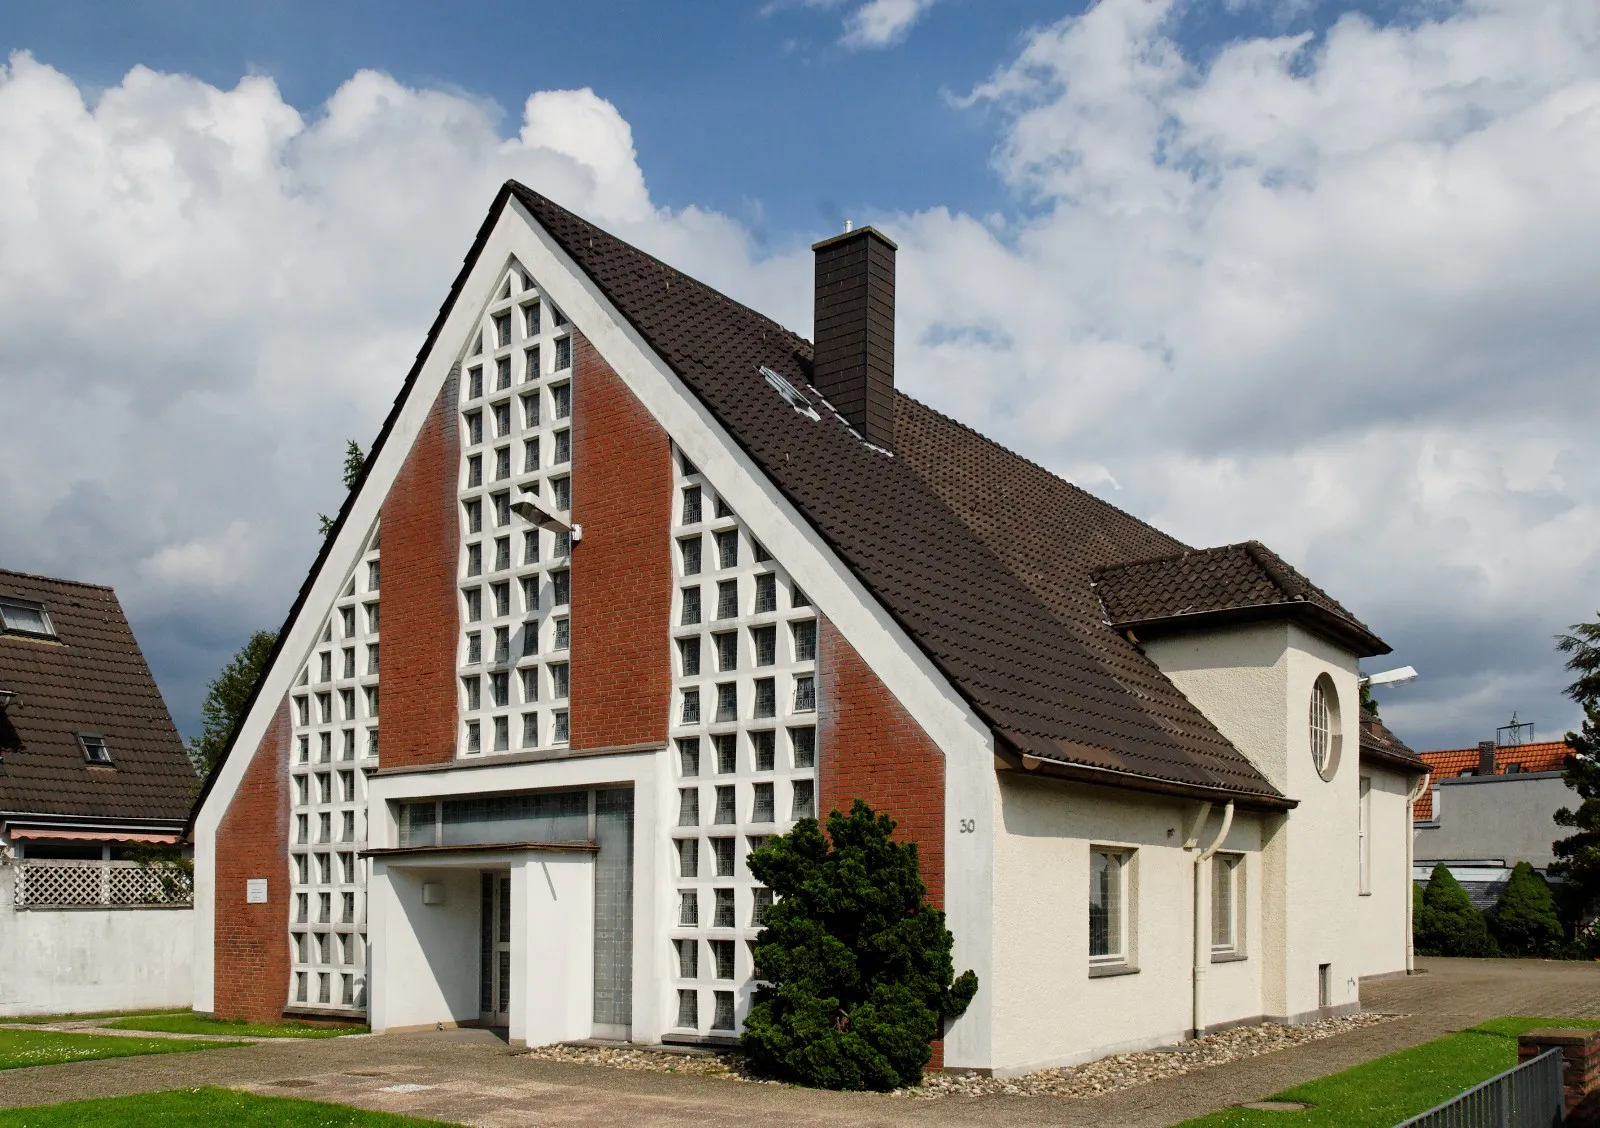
[0,867,193,1016]
[1354,765,1414,979]
[368,864,481,1032]
[513,852,596,1047]
[987,775,1267,1076]
[1144,622,1366,1023]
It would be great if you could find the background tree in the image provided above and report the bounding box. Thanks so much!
[741,799,978,1091]
[1414,862,1496,957]
[1489,861,1563,956]
[188,629,278,778]
[1552,613,1600,942]
[317,439,367,536]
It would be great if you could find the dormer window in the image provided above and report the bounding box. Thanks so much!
[78,734,112,765]
[0,599,55,639]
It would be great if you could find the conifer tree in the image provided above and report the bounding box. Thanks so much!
[1414,862,1496,957]
[1553,615,1600,940]
[1490,861,1563,956]
[741,799,978,1091]
[188,629,278,777]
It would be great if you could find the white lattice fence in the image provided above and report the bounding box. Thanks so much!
[13,861,192,908]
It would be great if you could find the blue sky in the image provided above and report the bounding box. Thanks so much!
[1,0,1597,755]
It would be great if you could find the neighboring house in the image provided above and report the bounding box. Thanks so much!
[0,570,196,1016]
[189,183,1427,1076]
[1413,739,1571,910]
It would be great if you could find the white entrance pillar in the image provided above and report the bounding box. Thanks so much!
[510,851,595,1048]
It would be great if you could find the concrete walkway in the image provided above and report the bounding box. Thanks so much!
[2,958,1597,1127]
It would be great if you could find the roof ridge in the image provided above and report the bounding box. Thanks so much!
[1090,541,1254,581]
[506,181,814,361]
[894,391,1191,552]
[0,568,116,593]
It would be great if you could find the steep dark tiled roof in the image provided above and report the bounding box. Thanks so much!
[1093,542,1388,657]
[1358,707,1426,773]
[510,183,1304,805]
[0,569,195,823]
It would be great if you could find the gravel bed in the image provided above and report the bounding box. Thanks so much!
[899,1012,1402,1099]
[521,1012,1401,1098]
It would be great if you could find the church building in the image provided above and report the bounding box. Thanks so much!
[189,182,1425,1076]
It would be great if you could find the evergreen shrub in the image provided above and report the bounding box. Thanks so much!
[740,799,978,1091]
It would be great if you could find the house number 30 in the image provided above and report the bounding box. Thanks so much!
[958,819,976,833]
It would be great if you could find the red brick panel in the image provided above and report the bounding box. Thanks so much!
[213,697,292,1022]
[378,371,462,768]
[569,331,672,751]
[817,616,945,906]
[817,617,949,1067]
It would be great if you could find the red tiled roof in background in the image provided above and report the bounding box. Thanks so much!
[1413,740,1571,820]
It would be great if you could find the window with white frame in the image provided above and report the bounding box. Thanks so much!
[1211,853,1244,957]
[1089,848,1129,964]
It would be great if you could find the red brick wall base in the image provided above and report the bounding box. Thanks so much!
[816,616,948,1068]
[213,697,292,1022]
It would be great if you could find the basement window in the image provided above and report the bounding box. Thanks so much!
[78,734,112,765]
[759,366,820,421]
[0,599,56,639]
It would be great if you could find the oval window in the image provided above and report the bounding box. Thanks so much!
[1309,674,1342,781]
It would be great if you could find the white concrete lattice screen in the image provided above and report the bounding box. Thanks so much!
[13,860,193,908]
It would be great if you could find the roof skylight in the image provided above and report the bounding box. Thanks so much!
[760,366,820,422]
[0,598,56,639]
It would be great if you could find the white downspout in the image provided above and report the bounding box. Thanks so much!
[1405,774,1430,973]
[1192,801,1235,1039]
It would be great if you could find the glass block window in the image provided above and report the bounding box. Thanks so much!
[677,838,699,879]
[711,940,736,980]
[677,988,698,1028]
[713,889,736,928]
[716,580,738,620]
[679,636,701,676]
[714,733,737,774]
[681,485,703,525]
[712,837,735,877]
[467,366,484,399]
[522,393,540,429]
[681,587,702,625]
[552,710,569,743]
[711,990,735,1029]
[714,631,737,672]
[677,737,700,776]
[552,382,571,417]
[682,688,701,725]
[751,782,775,824]
[676,938,697,978]
[714,786,736,825]
[752,730,775,771]
[754,573,777,614]
[555,337,572,371]
[752,887,773,927]
[466,543,482,576]
[678,788,700,827]
[793,675,816,713]
[715,683,737,723]
[679,891,699,927]
[716,529,739,570]
[792,620,816,662]
[467,455,483,487]
[680,536,702,575]
[754,678,776,719]
[792,779,816,820]
[524,301,541,337]
[493,402,511,437]
[496,356,512,391]
[551,428,570,465]
[752,625,776,666]
[521,713,538,748]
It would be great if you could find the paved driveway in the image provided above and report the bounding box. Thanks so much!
[2,958,1598,1127]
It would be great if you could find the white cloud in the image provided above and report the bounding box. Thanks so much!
[841,0,939,49]
[3,0,1598,753]
[893,0,1600,746]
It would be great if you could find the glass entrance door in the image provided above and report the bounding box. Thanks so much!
[479,872,511,1026]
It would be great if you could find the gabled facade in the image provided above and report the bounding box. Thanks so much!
[191,183,1424,1074]
[0,569,196,1015]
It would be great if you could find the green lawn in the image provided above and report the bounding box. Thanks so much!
[0,1029,248,1071]
[106,1013,366,1039]
[1179,1016,1600,1128]
[0,1086,451,1126]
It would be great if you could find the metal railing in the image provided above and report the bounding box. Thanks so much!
[1397,1047,1564,1128]
[11,859,193,909]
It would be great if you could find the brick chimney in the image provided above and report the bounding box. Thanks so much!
[1478,740,1497,775]
[812,225,896,450]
